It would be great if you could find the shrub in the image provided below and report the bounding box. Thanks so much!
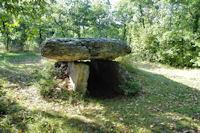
[119,80,140,96]
[0,86,5,97]
[157,31,199,67]
[131,29,200,67]
[35,63,84,104]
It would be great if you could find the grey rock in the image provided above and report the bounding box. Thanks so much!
[55,61,89,94]
[41,38,131,61]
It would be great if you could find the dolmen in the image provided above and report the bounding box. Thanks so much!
[41,38,132,97]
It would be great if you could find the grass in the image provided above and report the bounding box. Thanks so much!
[0,51,200,132]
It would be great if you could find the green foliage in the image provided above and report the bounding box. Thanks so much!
[158,31,199,67]
[0,0,48,20]
[0,87,7,115]
[0,51,40,64]
[0,85,5,97]
[35,64,84,104]
[120,80,140,95]
[0,96,33,132]
[0,0,200,67]
[132,28,200,67]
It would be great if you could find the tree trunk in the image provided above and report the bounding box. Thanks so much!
[6,32,9,51]
[139,5,145,29]
[77,26,81,38]
[123,24,127,42]
[193,14,199,33]
[128,36,132,45]
[2,21,9,51]
[53,18,65,37]
[39,27,43,44]
[20,23,27,51]
[83,26,85,36]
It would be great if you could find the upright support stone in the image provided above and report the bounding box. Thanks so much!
[55,62,89,94]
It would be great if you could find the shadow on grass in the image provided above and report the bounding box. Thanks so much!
[0,52,41,64]
[0,92,29,132]
[0,66,36,87]
[0,95,112,133]
[0,52,42,88]
[0,52,200,132]
[83,66,200,132]
[39,111,113,133]
[0,64,41,88]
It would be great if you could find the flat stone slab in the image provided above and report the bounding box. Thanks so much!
[41,38,131,61]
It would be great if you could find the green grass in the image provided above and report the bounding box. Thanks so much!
[0,51,200,132]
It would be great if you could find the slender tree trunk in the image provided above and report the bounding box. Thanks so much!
[139,5,145,29]
[77,26,81,38]
[54,18,65,37]
[83,26,85,36]
[193,14,199,33]
[77,31,81,38]
[128,26,132,45]
[6,32,9,51]
[123,24,127,41]
[2,20,9,51]
[169,16,172,30]
[39,27,43,44]
[169,5,174,30]
[129,37,132,45]
[20,23,27,51]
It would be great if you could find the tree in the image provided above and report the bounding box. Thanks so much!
[65,0,92,38]
[0,0,50,50]
[114,0,134,42]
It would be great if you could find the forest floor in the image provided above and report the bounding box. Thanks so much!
[0,51,200,133]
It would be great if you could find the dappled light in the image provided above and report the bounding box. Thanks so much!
[0,0,200,132]
[0,51,200,132]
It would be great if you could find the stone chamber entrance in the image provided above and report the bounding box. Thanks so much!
[55,60,131,98]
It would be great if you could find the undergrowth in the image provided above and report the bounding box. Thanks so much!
[120,80,140,95]
[34,63,85,104]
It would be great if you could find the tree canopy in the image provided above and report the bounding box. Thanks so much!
[0,0,199,67]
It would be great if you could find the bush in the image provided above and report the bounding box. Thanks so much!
[158,31,199,67]
[131,28,160,62]
[132,29,200,67]
[35,63,84,104]
[119,80,140,96]
[0,86,5,97]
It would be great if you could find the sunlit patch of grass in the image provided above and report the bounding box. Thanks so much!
[121,54,200,90]
[0,51,41,64]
